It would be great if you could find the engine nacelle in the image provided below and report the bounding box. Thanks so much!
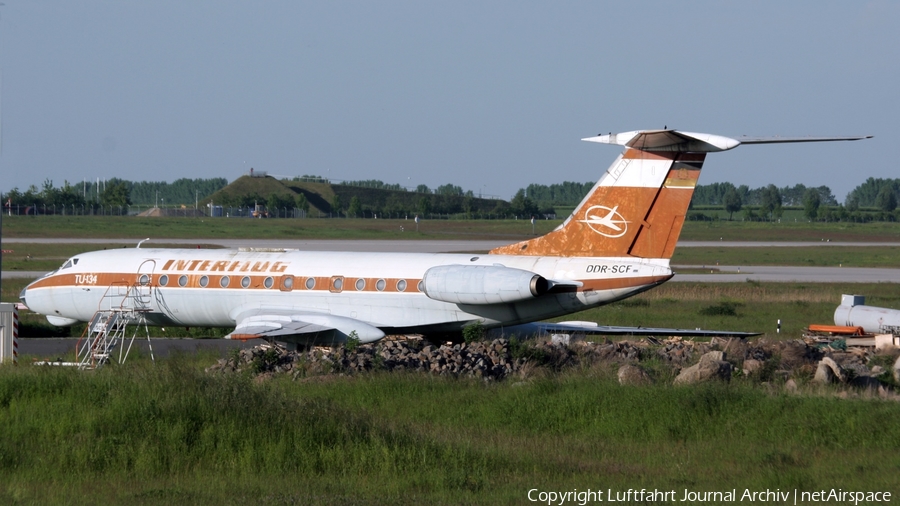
[422,265,550,305]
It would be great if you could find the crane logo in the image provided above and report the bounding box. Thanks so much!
[579,205,629,238]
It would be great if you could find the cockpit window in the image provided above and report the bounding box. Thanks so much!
[59,258,80,270]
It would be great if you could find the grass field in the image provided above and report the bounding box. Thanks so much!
[1,215,555,241]
[681,219,900,242]
[1,354,899,505]
[4,214,900,242]
[671,246,900,268]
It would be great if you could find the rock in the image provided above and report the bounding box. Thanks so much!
[812,357,846,384]
[813,362,834,384]
[894,355,900,384]
[706,350,726,362]
[617,364,653,386]
[742,359,762,376]
[784,379,798,392]
[673,351,732,385]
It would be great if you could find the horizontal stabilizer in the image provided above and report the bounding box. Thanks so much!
[584,129,872,153]
[582,130,740,152]
[735,135,872,144]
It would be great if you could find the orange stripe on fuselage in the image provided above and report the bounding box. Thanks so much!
[27,272,662,296]
[26,272,425,294]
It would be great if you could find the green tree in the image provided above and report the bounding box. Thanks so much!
[802,188,821,220]
[723,187,742,220]
[41,179,61,207]
[521,181,593,208]
[846,177,900,207]
[759,184,781,221]
[462,194,474,219]
[417,196,432,217]
[347,196,362,218]
[100,181,132,211]
[331,194,343,217]
[435,183,463,196]
[875,186,898,212]
[510,189,539,218]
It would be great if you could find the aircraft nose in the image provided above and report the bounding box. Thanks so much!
[19,284,29,307]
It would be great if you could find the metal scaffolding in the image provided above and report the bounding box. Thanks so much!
[75,281,154,370]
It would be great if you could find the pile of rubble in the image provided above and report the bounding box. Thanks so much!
[209,338,528,381]
[206,335,900,394]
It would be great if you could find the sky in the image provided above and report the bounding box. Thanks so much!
[0,1,897,203]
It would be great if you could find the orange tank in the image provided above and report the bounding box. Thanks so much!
[807,324,866,336]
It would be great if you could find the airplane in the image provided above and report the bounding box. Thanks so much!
[19,129,871,347]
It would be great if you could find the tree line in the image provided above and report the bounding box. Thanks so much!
[3,177,228,212]
[3,179,131,213]
[6,175,899,221]
[688,180,899,222]
[517,178,900,222]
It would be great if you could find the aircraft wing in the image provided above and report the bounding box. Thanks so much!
[226,310,385,344]
[499,321,761,338]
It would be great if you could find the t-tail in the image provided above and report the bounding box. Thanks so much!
[491,129,871,259]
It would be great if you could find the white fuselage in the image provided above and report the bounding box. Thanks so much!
[22,247,672,337]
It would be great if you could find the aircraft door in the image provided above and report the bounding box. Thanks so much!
[136,260,156,308]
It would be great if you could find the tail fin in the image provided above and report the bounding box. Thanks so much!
[491,129,871,259]
[491,130,732,259]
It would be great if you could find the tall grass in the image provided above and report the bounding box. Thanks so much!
[1,354,899,504]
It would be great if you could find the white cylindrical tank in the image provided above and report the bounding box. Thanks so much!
[834,294,900,334]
